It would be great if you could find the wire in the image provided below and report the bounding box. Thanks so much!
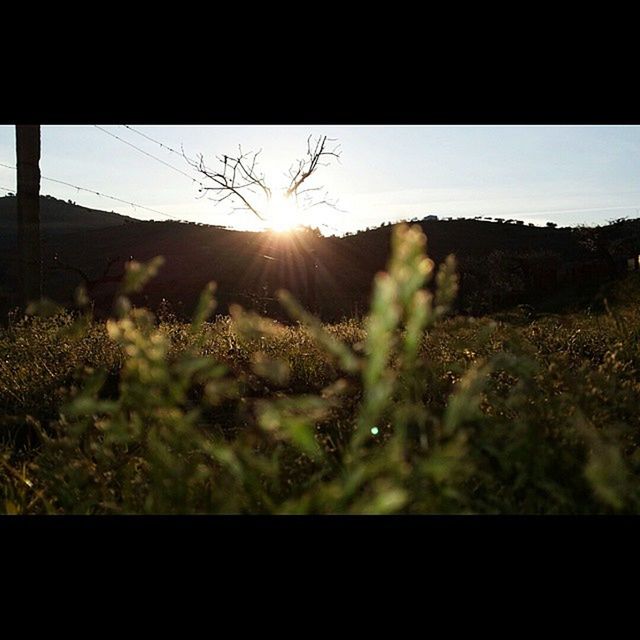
[123,125,188,159]
[93,125,205,186]
[0,161,178,219]
[122,125,215,172]
[3,158,639,228]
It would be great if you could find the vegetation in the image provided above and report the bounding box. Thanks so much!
[2,224,640,514]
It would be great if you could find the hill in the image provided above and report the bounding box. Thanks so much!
[1,195,639,318]
[0,194,138,244]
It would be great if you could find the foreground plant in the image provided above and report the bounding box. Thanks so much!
[2,224,639,514]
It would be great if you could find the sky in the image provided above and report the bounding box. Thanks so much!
[1,125,640,235]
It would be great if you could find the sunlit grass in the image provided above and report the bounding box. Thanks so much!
[2,225,640,514]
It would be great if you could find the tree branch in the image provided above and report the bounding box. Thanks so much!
[187,135,342,222]
[185,148,269,221]
[285,135,341,199]
[51,255,125,292]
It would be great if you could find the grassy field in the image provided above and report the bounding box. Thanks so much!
[2,224,640,514]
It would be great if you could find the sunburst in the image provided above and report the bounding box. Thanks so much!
[264,193,302,232]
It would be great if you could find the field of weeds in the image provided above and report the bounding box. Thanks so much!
[2,225,640,514]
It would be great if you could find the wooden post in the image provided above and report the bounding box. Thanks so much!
[16,125,42,307]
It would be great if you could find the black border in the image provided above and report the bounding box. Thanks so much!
[3,515,639,600]
[5,38,640,125]
[3,514,639,559]
[6,85,639,125]
[8,6,639,124]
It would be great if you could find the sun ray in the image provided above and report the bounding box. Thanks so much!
[264,193,302,232]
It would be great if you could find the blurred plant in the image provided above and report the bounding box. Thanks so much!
[2,225,640,514]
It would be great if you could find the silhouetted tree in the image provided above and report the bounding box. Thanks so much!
[51,254,125,299]
[186,135,342,219]
[186,135,342,313]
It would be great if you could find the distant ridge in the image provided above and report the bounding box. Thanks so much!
[1,195,639,319]
[0,194,139,242]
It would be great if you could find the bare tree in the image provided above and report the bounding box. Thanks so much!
[185,134,342,220]
[184,135,341,314]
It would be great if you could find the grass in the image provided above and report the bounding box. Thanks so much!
[2,224,640,514]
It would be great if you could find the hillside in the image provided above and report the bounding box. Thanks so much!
[2,194,639,318]
[0,194,138,243]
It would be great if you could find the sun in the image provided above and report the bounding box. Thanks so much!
[264,193,302,232]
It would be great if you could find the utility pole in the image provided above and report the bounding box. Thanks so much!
[16,125,42,307]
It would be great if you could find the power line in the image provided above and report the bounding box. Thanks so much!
[93,125,205,186]
[0,185,15,193]
[0,161,178,219]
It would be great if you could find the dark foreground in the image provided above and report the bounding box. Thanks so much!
[2,225,640,514]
